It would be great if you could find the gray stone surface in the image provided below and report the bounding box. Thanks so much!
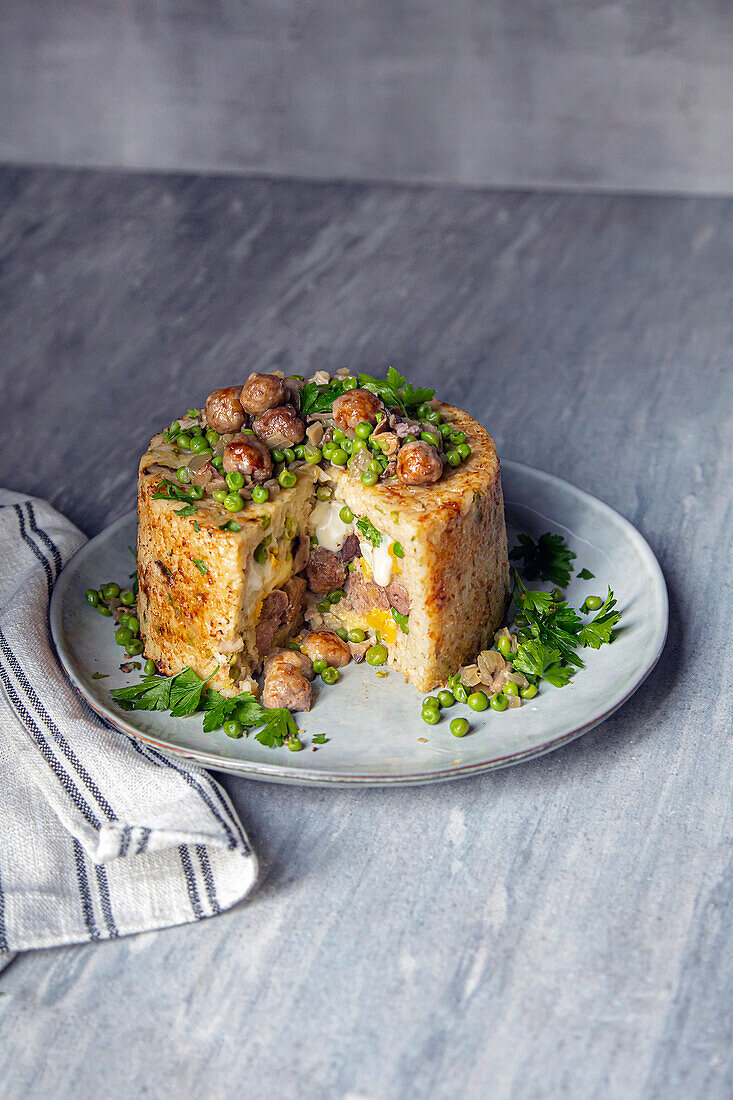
[0,166,730,1099]
[3,2,733,194]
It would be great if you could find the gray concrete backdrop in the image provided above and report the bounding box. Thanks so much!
[2,0,733,193]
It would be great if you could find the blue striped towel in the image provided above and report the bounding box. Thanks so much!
[0,490,258,968]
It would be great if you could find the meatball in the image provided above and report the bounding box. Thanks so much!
[205,387,245,433]
[305,548,348,594]
[396,440,443,486]
[264,649,315,681]
[223,435,273,482]
[300,630,352,669]
[239,372,286,415]
[261,665,312,712]
[252,404,306,448]
[332,388,384,431]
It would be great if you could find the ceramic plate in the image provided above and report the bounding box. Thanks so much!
[50,461,668,786]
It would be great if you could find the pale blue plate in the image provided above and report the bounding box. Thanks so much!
[50,461,668,786]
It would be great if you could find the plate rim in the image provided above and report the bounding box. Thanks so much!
[50,460,669,786]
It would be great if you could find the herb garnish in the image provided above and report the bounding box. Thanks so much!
[509,532,577,588]
[192,559,207,575]
[577,568,595,580]
[578,589,620,649]
[356,517,383,548]
[312,733,329,744]
[176,504,197,517]
[298,378,350,416]
[358,366,436,415]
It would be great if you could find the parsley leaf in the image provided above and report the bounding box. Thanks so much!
[578,588,620,649]
[312,733,329,744]
[577,568,595,580]
[512,640,574,688]
[169,666,219,717]
[200,690,262,733]
[356,517,383,548]
[509,532,577,588]
[111,673,174,712]
[299,379,350,416]
[513,575,585,670]
[192,559,207,575]
[358,366,436,415]
[254,707,299,748]
[176,504,197,517]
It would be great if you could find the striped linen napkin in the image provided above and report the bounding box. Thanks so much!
[0,490,258,969]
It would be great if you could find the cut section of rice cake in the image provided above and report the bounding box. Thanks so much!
[137,438,316,697]
[308,404,509,692]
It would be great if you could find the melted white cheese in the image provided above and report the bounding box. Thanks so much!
[309,498,393,586]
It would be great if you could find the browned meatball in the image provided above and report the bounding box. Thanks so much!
[300,630,352,668]
[264,649,315,681]
[396,440,443,486]
[252,404,305,448]
[332,388,384,431]
[305,548,348,594]
[223,435,273,482]
[239,372,286,415]
[261,665,312,711]
[205,386,245,433]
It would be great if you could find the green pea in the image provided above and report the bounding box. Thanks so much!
[332,428,345,443]
[120,614,140,633]
[177,433,192,450]
[321,442,335,461]
[329,589,345,604]
[288,737,304,752]
[339,505,354,524]
[126,639,144,656]
[391,608,409,634]
[497,635,513,660]
[520,684,538,700]
[189,424,203,437]
[213,489,228,504]
[189,435,209,454]
[279,469,297,488]
[416,402,432,420]
[457,444,471,460]
[254,541,269,564]
[421,707,440,725]
[391,541,404,558]
[119,588,135,606]
[294,444,306,460]
[404,434,417,443]
[84,588,99,607]
[468,690,489,712]
[102,582,120,601]
[420,430,441,449]
[144,659,157,676]
[423,696,440,710]
[336,628,349,641]
[551,587,564,602]
[321,666,340,685]
[312,658,328,674]
[453,681,468,704]
[251,485,269,504]
[450,431,466,444]
[342,376,358,391]
[223,718,243,739]
[366,643,388,666]
[205,429,220,445]
[211,455,224,472]
[97,605,112,617]
[341,439,353,454]
[347,628,366,642]
[585,595,603,611]
[316,599,331,614]
[224,492,245,512]
[438,690,455,708]
[225,470,245,491]
[425,409,442,424]
[361,470,379,487]
[271,448,285,463]
[503,681,519,697]
[351,438,367,454]
[450,718,470,738]
[330,448,348,467]
[176,465,192,484]
[189,485,204,500]
[439,422,454,437]
[283,447,296,465]
[446,450,461,467]
[369,438,382,454]
[304,445,323,464]
[115,626,133,647]
[490,693,508,712]
[355,421,373,439]
[316,485,332,502]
